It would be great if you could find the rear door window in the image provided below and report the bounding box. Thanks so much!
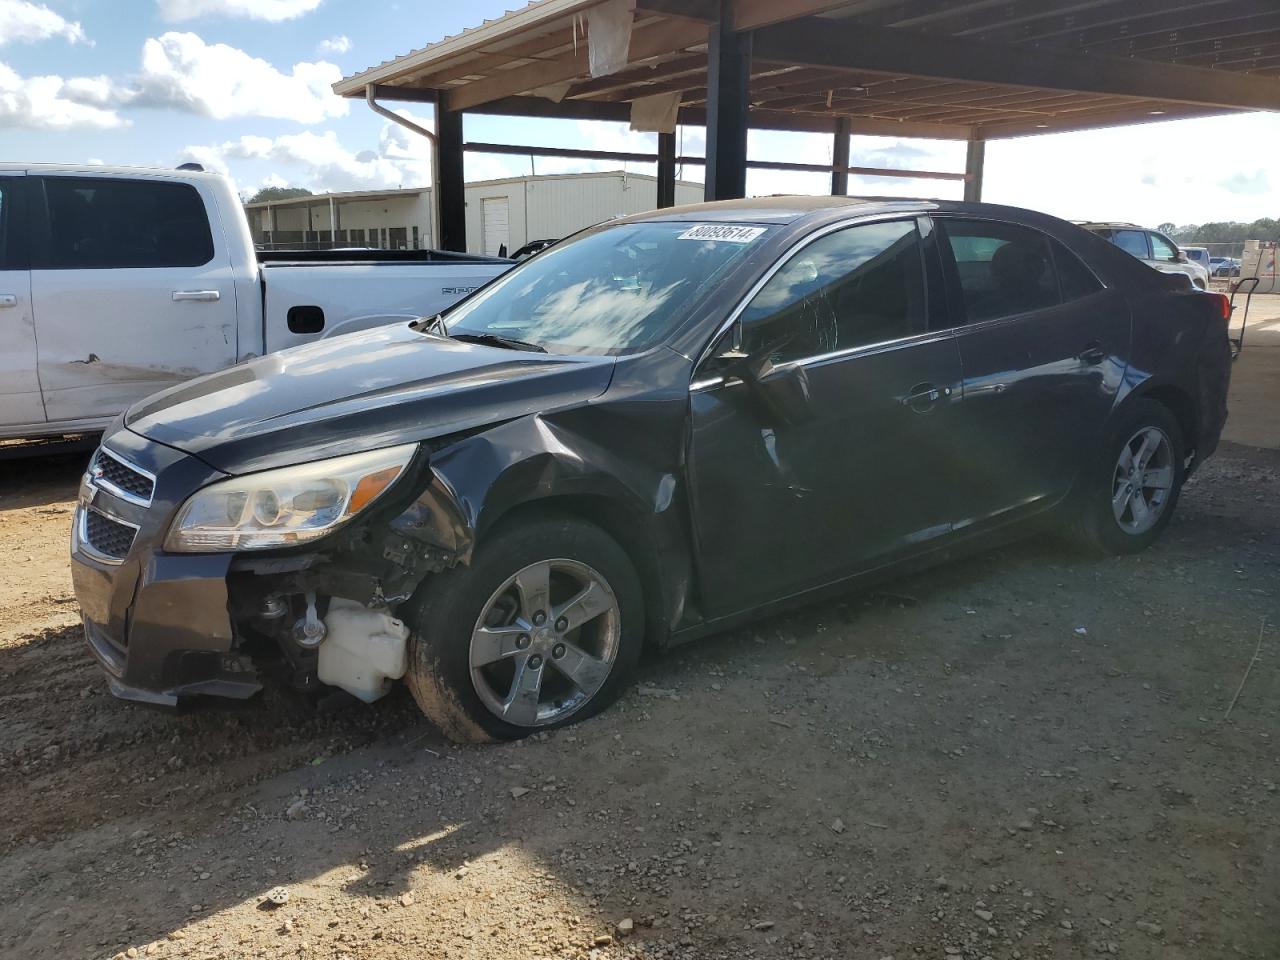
[939,220,1062,324]
[1053,244,1103,302]
[1111,229,1150,259]
[37,177,214,269]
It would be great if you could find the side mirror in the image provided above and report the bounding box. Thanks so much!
[1175,251,1190,263]
[708,336,814,426]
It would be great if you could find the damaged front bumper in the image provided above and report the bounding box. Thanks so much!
[71,430,261,707]
[72,428,474,707]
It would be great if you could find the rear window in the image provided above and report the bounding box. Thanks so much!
[38,177,214,269]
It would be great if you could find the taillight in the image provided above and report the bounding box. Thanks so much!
[1209,292,1231,321]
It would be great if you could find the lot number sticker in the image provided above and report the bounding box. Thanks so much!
[677,224,767,243]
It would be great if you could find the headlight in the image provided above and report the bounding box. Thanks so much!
[164,444,417,553]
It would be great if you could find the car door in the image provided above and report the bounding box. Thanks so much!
[687,218,964,617]
[0,174,44,429]
[29,174,239,426]
[935,218,1128,530]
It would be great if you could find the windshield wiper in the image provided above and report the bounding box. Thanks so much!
[451,332,547,353]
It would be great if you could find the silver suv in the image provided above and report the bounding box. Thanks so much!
[1079,222,1210,289]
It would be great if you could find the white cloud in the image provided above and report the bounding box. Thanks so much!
[317,35,350,55]
[180,125,432,193]
[0,61,127,129]
[156,0,323,22]
[0,0,88,46]
[133,32,347,123]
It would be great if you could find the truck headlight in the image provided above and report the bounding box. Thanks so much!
[164,444,417,552]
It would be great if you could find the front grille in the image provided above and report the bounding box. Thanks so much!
[92,449,154,504]
[84,509,137,561]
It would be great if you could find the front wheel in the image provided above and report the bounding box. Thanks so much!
[1064,399,1185,555]
[402,515,644,742]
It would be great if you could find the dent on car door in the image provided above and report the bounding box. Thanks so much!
[936,219,1128,530]
[29,176,239,426]
[687,218,964,618]
[0,175,43,429]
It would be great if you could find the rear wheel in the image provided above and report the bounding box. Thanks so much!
[402,515,643,743]
[1064,399,1185,555]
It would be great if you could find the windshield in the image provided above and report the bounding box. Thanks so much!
[443,220,772,355]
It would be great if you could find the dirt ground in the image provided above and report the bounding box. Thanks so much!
[1,299,1277,960]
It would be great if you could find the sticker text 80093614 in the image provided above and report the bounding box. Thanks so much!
[677,225,767,243]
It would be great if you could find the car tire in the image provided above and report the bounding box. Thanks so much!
[1193,278,1206,290]
[402,514,644,743]
[1063,399,1185,556]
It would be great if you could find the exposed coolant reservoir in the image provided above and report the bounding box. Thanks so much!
[317,599,410,702]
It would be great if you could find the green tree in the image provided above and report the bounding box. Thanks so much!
[247,186,313,203]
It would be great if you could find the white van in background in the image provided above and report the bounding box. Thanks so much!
[0,164,512,442]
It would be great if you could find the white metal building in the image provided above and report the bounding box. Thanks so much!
[245,171,702,255]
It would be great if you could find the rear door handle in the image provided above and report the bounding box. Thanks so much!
[0,294,17,308]
[1079,342,1106,364]
[172,290,220,302]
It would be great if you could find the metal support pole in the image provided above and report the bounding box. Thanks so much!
[269,203,278,245]
[964,138,985,202]
[831,116,851,196]
[704,0,751,202]
[657,131,676,208]
[436,101,467,252]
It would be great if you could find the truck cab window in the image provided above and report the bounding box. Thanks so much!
[39,177,214,269]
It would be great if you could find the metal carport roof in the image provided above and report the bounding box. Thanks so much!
[333,0,1280,250]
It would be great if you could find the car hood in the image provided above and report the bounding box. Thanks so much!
[125,323,616,474]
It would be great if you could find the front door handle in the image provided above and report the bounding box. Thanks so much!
[172,290,220,302]
[0,294,16,308]
[901,382,944,412]
[1079,342,1106,365]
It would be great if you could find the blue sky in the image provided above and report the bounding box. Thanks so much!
[3,0,1278,227]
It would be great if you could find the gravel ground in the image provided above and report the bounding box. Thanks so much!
[0,434,1276,960]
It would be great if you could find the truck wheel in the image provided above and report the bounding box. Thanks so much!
[1064,399,1185,556]
[402,515,643,743]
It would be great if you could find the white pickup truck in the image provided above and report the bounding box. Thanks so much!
[0,163,512,441]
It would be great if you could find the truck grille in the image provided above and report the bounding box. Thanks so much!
[83,509,138,562]
[91,449,155,506]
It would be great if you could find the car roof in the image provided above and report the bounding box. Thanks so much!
[616,195,1075,227]
[0,161,225,182]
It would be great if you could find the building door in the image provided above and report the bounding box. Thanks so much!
[482,197,510,257]
[0,175,44,428]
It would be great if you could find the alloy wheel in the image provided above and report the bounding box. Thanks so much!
[468,558,620,727]
[1111,426,1174,535]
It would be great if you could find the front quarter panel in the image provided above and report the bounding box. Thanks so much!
[422,350,697,637]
